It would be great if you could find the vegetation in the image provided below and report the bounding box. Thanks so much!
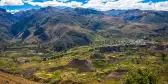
[1,42,168,84]
[124,69,158,84]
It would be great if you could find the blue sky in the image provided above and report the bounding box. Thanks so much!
[0,0,168,12]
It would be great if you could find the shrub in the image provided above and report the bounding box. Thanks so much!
[124,68,158,84]
[92,60,107,68]
[52,70,62,81]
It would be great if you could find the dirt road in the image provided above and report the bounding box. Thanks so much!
[0,71,41,84]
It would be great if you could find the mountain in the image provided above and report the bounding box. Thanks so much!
[0,7,168,51]
[105,9,168,24]
[10,7,105,51]
[0,8,18,48]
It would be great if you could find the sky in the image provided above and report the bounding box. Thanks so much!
[0,0,168,13]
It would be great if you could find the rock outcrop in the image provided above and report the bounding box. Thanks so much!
[67,59,94,72]
[90,53,105,59]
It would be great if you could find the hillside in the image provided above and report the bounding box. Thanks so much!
[1,7,165,51]
[0,8,18,49]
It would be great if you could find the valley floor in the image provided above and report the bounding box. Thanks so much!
[0,42,168,84]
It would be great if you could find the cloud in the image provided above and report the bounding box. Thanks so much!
[98,0,151,10]
[152,1,168,11]
[82,0,168,11]
[1,0,168,11]
[0,0,24,6]
[26,0,82,7]
[27,1,67,7]
[67,1,83,7]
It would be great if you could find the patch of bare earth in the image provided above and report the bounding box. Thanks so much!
[0,71,41,84]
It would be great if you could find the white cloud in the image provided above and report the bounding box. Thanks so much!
[152,1,168,11]
[67,1,83,8]
[2,0,168,11]
[82,0,168,11]
[0,0,24,6]
[99,0,150,10]
[27,1,67,7]
[26,0,82,8]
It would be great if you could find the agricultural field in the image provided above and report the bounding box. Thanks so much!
[1,42,168,84]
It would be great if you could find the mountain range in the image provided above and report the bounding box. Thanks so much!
[0,7,168,51]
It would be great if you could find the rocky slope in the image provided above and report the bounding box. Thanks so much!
[0,8,18,48]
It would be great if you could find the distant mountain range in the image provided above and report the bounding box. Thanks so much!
[0,7,168,51]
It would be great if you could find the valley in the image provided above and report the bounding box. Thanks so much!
[1,42,168,84]
[0,7,168,84]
